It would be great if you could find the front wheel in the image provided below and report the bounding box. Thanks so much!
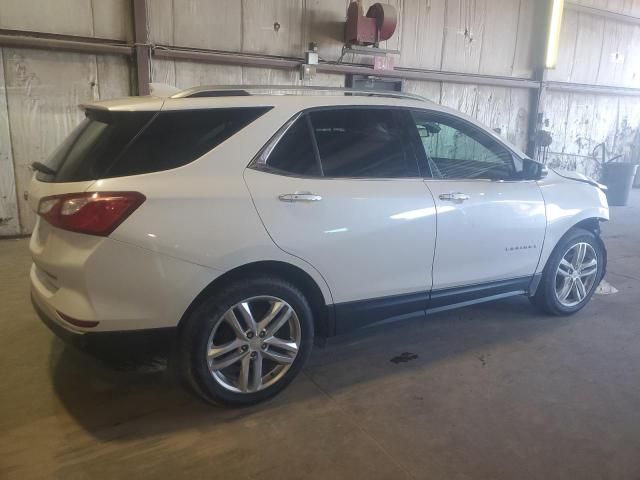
[177,276,314,405]
[532,228,604,316]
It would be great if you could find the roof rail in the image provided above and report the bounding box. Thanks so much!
[170,85,427,102]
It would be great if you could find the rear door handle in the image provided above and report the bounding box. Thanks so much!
[278,192,323,203]
[439,192,470,202]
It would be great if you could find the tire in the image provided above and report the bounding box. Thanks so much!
[531,227,605,316]
[177,276,314,406]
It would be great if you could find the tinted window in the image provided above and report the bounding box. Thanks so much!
[411,111,518,180]
[39,107,270,182]
[309,109,419,178]
[42,110,154,182]
[266,117,320,176]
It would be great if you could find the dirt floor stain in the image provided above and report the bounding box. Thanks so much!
[390,352,418,364]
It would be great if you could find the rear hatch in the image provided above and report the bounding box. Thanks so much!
[29,99,272,294]
[29,103,160,296]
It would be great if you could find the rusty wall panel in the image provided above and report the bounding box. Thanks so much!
[478,0,520,76]
[441,0,486,73]
[0,0,131,40]
[440,82,479,116]
[571,13,605,84]
[399,0,446,69]
[96,55,131,99]
[476,86,512,135]
[551,4,640,87]
[151,58,176,86]
[241,0,305,57]
[3,49,97,230]
[540,89,640,176]
[622,26,640,87]
[147,0,174,44]
[475,85,529,150]
[403,80,442,103]
[0,49,20,236]
[541,91,571,149]
[512,0,535,78]
[178,62,243,88]
[173,0,242,50]
[2,49,130,233]
[596,20,637,85]
[614,95,640,162]
[91,0,133,41]
[563,93,596,156]
[506,88,530,149]
[0,0,94,37]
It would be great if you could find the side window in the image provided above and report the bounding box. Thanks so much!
[107,108,270,178]
[410,111,518,181]
[266,117,321,176]
[309,108,419,178]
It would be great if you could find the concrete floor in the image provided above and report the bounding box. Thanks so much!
[1,192,639,480]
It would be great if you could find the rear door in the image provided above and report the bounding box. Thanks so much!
[245,107,437,333]
[407,109,546,304]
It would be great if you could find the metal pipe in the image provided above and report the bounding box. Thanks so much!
[0,33,132,55]
[153,46,540,90]
[153,47,300,70]
[545,81,640,96]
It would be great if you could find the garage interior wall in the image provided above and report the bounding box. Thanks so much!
[1,0,639,236]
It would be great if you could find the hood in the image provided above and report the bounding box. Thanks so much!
[551,168,607,190]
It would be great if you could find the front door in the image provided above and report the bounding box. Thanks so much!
[245,107,437,332]
[407,109,546,305]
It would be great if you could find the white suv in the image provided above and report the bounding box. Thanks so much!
[29,86,609,405]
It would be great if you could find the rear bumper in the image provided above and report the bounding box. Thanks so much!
[29,226,222,332]
[32,291,176,352]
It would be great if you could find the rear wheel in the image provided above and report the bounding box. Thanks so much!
[178,276,314,405]
[532,228,604,315]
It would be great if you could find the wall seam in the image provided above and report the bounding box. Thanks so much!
[569,12,580,81]
[594,18,606,82]
[1,49,23,234]
[511,0,523,76]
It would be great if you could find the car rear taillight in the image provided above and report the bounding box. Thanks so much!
[38,192,145,236]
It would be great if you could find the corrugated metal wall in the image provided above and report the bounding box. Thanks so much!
[1,0,639,235]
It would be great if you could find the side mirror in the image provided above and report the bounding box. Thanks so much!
[538,164,549,179]
[523,158,547,180]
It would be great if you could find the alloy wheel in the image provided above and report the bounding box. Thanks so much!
[554,242,599,307]
[206,296,301,393]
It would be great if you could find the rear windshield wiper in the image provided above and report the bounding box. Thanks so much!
[32,161,57,175]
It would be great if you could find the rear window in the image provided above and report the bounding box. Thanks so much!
[38,107,271,182]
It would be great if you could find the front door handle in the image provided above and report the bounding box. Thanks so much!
[278,192,323,203]
[439,192,470,202]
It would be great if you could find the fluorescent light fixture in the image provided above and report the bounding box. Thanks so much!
[545,0,565,69]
